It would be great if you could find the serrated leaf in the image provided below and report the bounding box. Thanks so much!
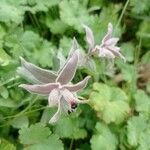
[19,123,51,145]
[24,134,64,150]
[33,40,55,68]
[0,49,11,66]
[130,0,150,14]
[11,115,29,129]
[141,51,150,64]
[0,138,16,150]
[59,36,72,57]
[121,42,135,62]
[21,31,41,50]
[89,83,130,124]
[134,90,150,113]
[116,61,137,82]
[46,18,67,34]
[127,115,149,147]
[0,98,17,108]
[59,0,90,32]
[54,116,87,139]
[90,122,118,150]
[24,0,61,13]
[137,21,150,48]
[0,1,24,24]
[0,86,9,99]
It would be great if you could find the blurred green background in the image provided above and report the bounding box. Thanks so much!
[0,0,150,149]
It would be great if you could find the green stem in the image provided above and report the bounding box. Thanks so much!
[115,0,130,30]
[69,139,74,150]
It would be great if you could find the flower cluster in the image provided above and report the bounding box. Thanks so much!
[18,23,125,123]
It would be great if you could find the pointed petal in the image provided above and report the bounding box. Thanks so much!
[20,57,57,83]
[63,76,90,92]
[17,67,41,84]
[48,89,60,107]
[105,38,119,46]
[83,24,95,52]
[99,48,115,59]
[56,50,79,85]
[49,98,61,124]
[62,89,88,105]
[102,23,113,44]
[68,37,79,58]
[107,46,126,62]
[19,83,59,95]
[62,89,76,103]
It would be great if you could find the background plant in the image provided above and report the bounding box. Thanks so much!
[0,0,150,150]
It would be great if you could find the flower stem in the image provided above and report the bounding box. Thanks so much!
[115,0,130,30]
[69,139,74,150]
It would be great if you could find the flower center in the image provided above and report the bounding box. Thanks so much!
[71,101,77,109]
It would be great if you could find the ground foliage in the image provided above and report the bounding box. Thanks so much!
[0,0,150,149]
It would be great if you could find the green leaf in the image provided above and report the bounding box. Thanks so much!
[141,51,150,64]
[146,80,150,93]
[130,0,150,14]
[24,0,61,13]
[46,18,67,34]
[127,115,149,147]
[21,31,41,50]
[89,83,130,124]
[0,98,17,108]
[0,86,9,99]
[138,130,150,150]
[0,49,11,66]
[116,61,137,82]
[0,1,24,24]
[59,0,90,32]
[59,36,72,57]
[134,90,150,113]
[11,115,29,129]
[90,122,118,150]
[121,42,135,62]
[24,135,64,150]
[19,123,51,145]
[54,116,87,139]
[0,138,16,150]
[33,40,55,68]
[137,21,150,48]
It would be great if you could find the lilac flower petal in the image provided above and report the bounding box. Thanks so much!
[105,38,119,46]
[99,48,115,59]
[68,37,79,58]
[62,89,76,103]
[102,23,113,43]
[83,24,95,52]
[49,98,61,124]
[62,89,88,105]
[19,83,59,95]
[107,46,126,61]
[48,89,60,107]
[20,57,57,83]
[17,67,41,84]
[63,76,90,92]
[56,50,79,85]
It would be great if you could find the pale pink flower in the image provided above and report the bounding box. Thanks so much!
[18,50,90,124]
[83,23,126,61]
